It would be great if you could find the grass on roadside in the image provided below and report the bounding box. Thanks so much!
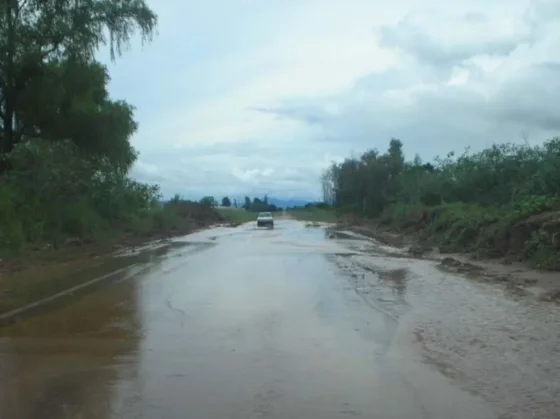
[215,207,256,226]
[288,208,338,223]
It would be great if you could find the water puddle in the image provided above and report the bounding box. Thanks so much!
[0,241,212,326]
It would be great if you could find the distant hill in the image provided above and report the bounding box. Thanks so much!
[266,197,311,208]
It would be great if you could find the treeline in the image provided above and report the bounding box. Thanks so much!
[322,138,560,269]
[215,195,278,212]
[286,202,329,211]
[168,195,279,213]
[0,1,220,254]
[241,196,279,212]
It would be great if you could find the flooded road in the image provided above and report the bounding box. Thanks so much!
[1,220,559,418]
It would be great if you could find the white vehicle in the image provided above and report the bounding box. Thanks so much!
[256,212,274,228]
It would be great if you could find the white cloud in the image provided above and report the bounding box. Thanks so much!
[102,0,560,200]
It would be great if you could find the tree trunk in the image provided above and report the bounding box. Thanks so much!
[2,0,17,157]
[2,79,15,154]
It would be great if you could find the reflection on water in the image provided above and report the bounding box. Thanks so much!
[0,240,219,419]
[4,221,558,419]
[0,258,151,419]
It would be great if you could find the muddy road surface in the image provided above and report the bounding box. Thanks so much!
[1,219,559,419]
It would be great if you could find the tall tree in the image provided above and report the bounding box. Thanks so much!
[17,59,138,169]
[221,196,231,207]
[0,0,157,158]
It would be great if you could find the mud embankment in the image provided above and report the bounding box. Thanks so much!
[335,221,560,302]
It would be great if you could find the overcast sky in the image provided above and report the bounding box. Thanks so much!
[99,0,560,201]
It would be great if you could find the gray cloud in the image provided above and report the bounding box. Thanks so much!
[527,0,560,23]
[114,1,560,200]
[376,9,535,68]
[491,62,560,130]
[253,1,560,160]
[130,140,326,200]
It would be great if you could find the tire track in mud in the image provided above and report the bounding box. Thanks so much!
[327,250,413,364]
[328,252,435,419]
[329,253,412,322]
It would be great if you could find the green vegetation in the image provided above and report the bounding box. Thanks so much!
[287,203,338,223]
[321,139,560,270]
[216,207,255,225]
[0,1,222,262]
[199,196,218,207]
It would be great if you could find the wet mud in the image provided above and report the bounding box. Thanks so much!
[332,235,560,419]
[1,220,559,418]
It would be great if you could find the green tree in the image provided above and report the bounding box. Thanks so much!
[18,59,138,170]
[0,0,164,250]
[323,137,560,269]
[199,196,217,207]
[0,0,157,157]
[221,196,231,207]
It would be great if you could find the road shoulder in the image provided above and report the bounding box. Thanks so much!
[336,221,560,302]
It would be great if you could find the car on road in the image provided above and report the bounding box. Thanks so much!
[256,212,274,228]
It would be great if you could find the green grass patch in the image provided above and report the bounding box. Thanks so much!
[288,208,338,223]
[216,207,256,225]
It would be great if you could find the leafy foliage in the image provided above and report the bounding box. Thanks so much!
[322,138,560,269]
[18,59,138,169]
[0,0,157,155]
[0,140,160,249]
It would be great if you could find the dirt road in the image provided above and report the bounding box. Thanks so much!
[1,219,559,418]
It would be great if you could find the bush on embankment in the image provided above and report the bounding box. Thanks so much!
[321,138,560,270]
[0,141,223,257]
